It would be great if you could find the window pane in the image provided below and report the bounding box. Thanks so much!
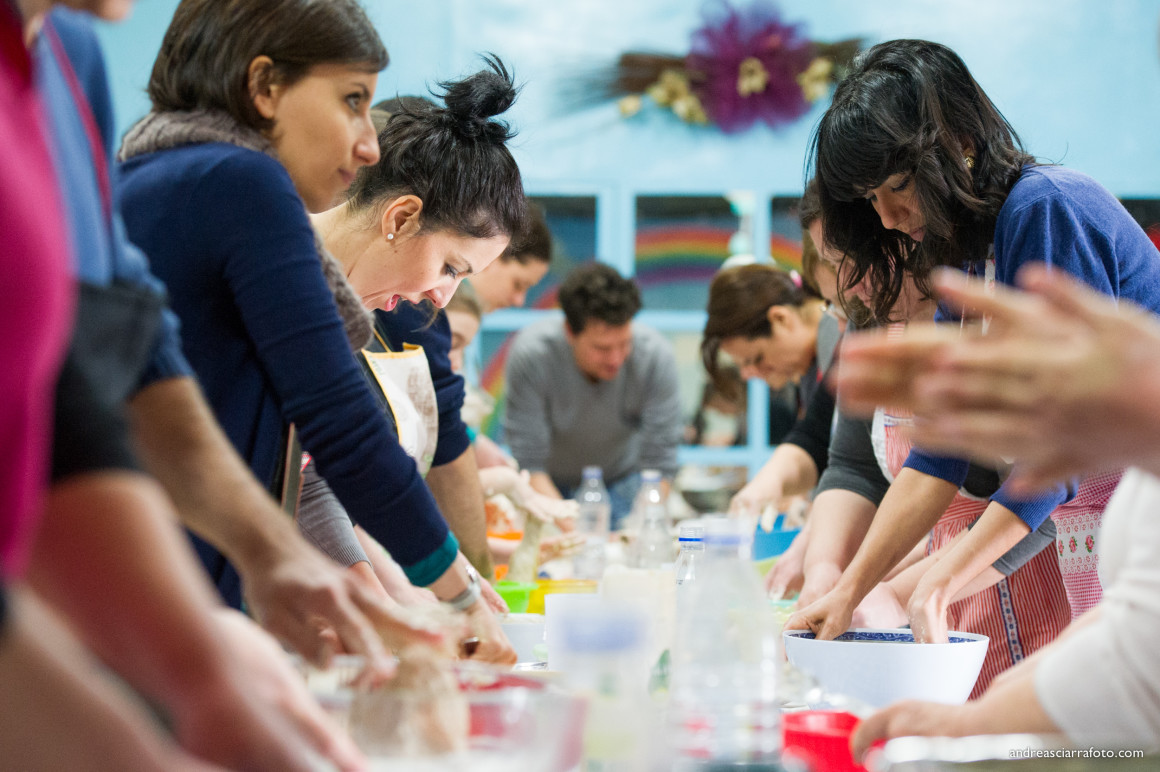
[527,195,597,309]
[635,194,745,311]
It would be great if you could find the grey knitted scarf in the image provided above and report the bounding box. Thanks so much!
[119,110,372,351]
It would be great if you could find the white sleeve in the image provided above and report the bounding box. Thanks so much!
[1033,469,1160,749]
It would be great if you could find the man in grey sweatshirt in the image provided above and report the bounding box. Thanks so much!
[504,264,682,527]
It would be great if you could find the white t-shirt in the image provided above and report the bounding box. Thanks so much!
[1035,468,1160,748]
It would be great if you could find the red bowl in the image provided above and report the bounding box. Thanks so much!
[782,710,870,772]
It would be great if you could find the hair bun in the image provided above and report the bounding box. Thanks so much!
[437,53,519,143]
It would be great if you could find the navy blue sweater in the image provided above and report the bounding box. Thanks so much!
[119,143,457,605]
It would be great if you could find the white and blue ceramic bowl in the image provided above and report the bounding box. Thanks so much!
[783,628,989,708]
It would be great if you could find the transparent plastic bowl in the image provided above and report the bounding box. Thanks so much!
[301,658,585,771]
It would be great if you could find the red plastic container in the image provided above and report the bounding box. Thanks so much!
[782,710,870,772]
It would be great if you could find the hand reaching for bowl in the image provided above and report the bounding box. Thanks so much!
[764,526,808,600]
[850,582,908,630]
[784,585,857,641]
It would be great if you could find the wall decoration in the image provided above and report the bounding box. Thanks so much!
[592,0,861,133]
[635,195,739,311]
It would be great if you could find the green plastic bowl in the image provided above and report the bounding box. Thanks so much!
[494,580,538,614]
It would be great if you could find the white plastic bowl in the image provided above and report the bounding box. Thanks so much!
[782,628,988,708]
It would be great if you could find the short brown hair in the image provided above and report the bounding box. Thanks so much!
[148,0,388,131]
[558,263,641,334]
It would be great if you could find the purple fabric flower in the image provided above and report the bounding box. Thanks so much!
[685,0,816,133]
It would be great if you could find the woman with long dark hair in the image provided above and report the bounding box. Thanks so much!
[790,39,1160,689]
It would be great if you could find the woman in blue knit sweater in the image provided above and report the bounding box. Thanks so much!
[117,0,523,664]
[788,39,1160,653]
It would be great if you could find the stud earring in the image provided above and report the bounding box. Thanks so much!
[963,155,975,170]
[387,233,394,240]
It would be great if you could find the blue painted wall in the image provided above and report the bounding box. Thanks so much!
[98,0,1160,195]
[94,0,1160,474]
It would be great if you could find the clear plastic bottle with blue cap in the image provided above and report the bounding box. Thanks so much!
[667,517,781,766]
[573,465,611,580]
[674,524,704,587]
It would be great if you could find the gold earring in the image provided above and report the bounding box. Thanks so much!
[963,155,975,170]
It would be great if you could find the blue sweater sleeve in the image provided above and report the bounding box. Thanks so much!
[47,9,192,388]
[374,305,470,467]
[903,167,1130,528]
[187,153,456,584]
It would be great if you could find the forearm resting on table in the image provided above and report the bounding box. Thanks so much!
[127,376,297,573]
[426,447,494,579]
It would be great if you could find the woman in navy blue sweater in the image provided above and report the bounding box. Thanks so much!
[118,0,522,663]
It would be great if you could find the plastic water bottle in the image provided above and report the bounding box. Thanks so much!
[554,602,655,770]
[622,469,664,535]
[674,524,704,586]
[668,518,780,766]
[573,466,611,580]
[632,471,672,569]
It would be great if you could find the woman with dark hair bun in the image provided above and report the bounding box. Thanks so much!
[299,58,529,604]
[118,0,515,663]
[791,39,1160,681]
[333,54,526,311]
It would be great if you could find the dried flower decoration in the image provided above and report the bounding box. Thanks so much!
[574,0,861,134]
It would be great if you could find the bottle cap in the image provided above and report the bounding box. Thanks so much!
[640,469,662,483]
[702,516,753,547]
[582,466,603,480]
[678,524,704,541]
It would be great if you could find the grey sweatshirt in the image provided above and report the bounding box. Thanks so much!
[503,317,682,489]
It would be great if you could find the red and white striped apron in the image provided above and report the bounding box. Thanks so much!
[873,405,1071,697]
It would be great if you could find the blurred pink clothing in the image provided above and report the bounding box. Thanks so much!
[0,6,75,576]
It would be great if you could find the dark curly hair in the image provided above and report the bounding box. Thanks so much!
[810,39,1034,323]
[148,0,387,132]
[558,263,641,334]
[346,55,527,242]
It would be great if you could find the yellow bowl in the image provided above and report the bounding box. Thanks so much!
[753,555,778,578]
[525,578,598,615]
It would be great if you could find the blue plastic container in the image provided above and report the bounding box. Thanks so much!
[752,514,801,560]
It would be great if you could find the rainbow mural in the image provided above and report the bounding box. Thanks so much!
[770,232,804,273]
[634,223,732,285]
[479,333,516,439]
